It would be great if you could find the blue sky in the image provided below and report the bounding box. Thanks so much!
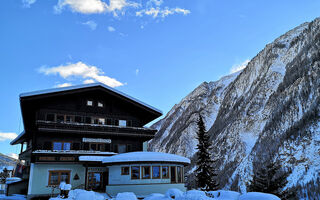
[0,0,320,158]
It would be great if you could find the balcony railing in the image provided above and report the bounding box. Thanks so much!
[36,120,156,137]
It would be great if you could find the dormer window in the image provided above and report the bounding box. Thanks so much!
[87,100,93,106]
[98,102,103,107]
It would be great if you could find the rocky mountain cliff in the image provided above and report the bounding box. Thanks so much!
[0,153,17,168]
[149,17,320,198]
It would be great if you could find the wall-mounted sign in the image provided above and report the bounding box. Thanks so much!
[60,157,75,161]
[82,138,111,143]
[88,167,107,172]
[38,156,55,161]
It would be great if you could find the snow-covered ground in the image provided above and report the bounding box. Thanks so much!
[0,194,26,200]
[48,188,280,200]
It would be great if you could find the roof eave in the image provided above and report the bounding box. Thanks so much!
[19,83,163,116]
[10,131,26,145]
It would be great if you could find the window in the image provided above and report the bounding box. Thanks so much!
[152,166,160,179]
[90,144,97,151]
[72,143,80,150]
[118,144,126,153]
[98,102,103,107]
[85,117,91,124]
[106,118,113,125]
[177,166,183,183]
[57,115,64,123]
[131,166,140,179]
[162,166,169,179]
[44,142,52,150]
[89,143,104,151]
[170,166,176,183]
[53,142,62,150]
[66,115,73,123]
[87,100,93,106]
[53,142,71,150]
[105,144,111,152]
[46,113,55,122]
[121,167,130,175]
[75,116,82,123]
[48,170,70,186]
[119,120,127,127]
[126,144,132,152]
[114,119,119,126]
[98,118,105,125]
[63,142,71,150]
[142,166,151,179]
[113,144,118,153]
[93,118,99,124]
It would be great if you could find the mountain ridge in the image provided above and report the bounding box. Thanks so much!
[149,17,320,198]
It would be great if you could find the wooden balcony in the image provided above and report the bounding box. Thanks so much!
[35,120,157,138]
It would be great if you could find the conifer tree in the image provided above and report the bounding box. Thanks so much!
[0,168,9,184]
[248,161,289,196]
[195,114,219,191]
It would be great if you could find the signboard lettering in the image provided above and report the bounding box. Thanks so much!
[82,138,111,143]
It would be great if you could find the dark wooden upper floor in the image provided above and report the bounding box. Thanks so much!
[11,83,162,146]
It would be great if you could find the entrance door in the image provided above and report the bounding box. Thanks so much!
[88,172,103,191]
[170,166,176,183]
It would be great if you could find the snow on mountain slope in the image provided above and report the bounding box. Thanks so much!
[149,71,240,158]
[149,17,320,198]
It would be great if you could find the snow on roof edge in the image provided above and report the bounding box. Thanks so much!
[19,83,163,115]
[102,151,191,165]
[79,156,111,162]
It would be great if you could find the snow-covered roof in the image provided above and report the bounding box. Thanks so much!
[19,82,162,114]
[79,156,111,162]
[32,150,116,155]
[10,131,25,145]
[102,152,190,165]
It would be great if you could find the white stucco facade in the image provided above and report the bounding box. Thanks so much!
[27,163,86,197]
[106,163,187,197]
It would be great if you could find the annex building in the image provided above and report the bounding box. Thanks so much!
[10,83,190,199]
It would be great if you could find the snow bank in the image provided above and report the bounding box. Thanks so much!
[207,190,240,200]
[239,192,281,200]
[176,190,212,200]
[49,189,106,200]
[49,188,280,200]
[144,193,168,200]
[115,192,137,200]
[165,188,184,199]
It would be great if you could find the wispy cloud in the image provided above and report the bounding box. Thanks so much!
[147,0,163,7]
[82,20,97,30]
[39,62,124,88]
[83,79,95,84]
[7,153,18,160]
[136,7,190,18]
[230,59,250,74]
[54,0,139,16]
[55,83,73,88]
[53,0,189,20]
[22,0,36,8]
[108,26,116,32]
[135,69,139,75]
[0,132,18,141]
